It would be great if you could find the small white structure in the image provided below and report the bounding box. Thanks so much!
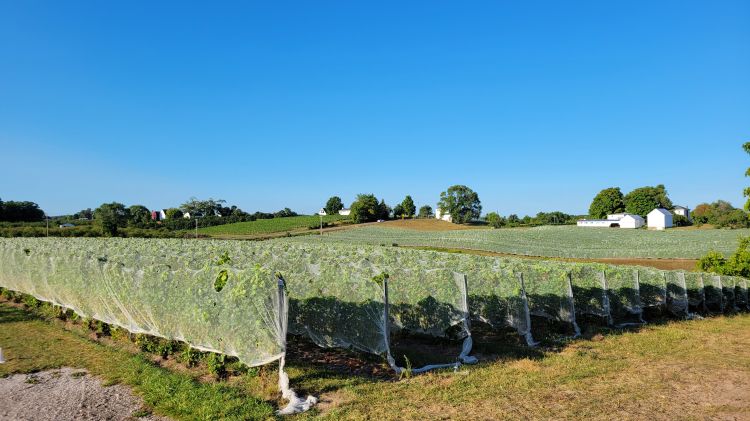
[577,213,644,229]
[619,214,645,229]
[59,223,75,228]
[318,208,327,216]
[338,208,351,216]
[673,205,690,221]
[647,208,673,230]
[435,207,452,223]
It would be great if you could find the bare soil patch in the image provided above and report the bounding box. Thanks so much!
[380,219,482,231]
[0,368,169,421]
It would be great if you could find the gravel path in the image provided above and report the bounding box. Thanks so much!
[0,368,170,421]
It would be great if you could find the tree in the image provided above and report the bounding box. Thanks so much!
[392,204,404,218]
[417,205,433,219]
[437,185,481,224]
[324,196,344,215]
[624,185,673,218]
[180,197,226,217]
[744,142,750,210]
[588,187,625,219]
[691,200,748,228]
[486,212,505,228]
[94,202,129,236]
[507,214,521,227]
[128,205,152,228]
[74,208,93,220]
[165,208,183,219]
[350,194,380,223]
[401,196,416,218]
[274,208,298,218]
[377,199,391,220]
[0,200,45,222]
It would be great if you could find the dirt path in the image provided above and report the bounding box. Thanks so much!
[0,368,169,421]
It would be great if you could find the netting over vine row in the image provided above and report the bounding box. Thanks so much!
[0,238,748,413]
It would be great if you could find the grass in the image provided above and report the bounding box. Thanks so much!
[2,300,750,420]
[291,224,750,259]
[199,215,349,238]
[0,303,277,420]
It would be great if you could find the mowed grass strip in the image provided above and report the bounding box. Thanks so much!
[199,215,348,237]
[308,315,750,420]
[0,304,276,420]
[3,300,750,420]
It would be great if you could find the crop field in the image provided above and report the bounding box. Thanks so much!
[198,214,348,238]
[294,224,750,259]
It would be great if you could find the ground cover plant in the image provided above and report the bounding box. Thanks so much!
[294,224,749,259]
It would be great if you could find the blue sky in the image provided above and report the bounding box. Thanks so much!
[1,1,748,216]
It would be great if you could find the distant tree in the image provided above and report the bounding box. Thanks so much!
[691,200,747,228]
[0,200,45,222]
[401,196,416,218]
[165,208,183,219]
[94,202,129,236]
[350,194,380,223]
[324,196,344,215]
[180,197,226,217]
[392,204,404,219]
[73,208,94,220]
[486,212,505,228]
[377,199,391,220]
[0,198,3,221]
[744,142,750,210]
[274,208,298,218]
[417,205,433,219]
[624,185,673,218]
[128,205,152,228]
[588,187,625,219]
[437,185,481,224]
[507,214,521,227]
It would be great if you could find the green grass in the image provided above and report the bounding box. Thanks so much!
[0,304,277,420]
[3,301,750,420]
[199,215,349,237]
[287,224,750,259]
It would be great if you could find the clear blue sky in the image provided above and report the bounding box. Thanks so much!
[1,1,748,216]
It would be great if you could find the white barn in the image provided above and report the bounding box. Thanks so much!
[435,207,452,223]
[619,214,645,229]
[338,208,351,216]
[647,208,673,230]
[577,213,644,229]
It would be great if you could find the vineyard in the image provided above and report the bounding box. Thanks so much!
[296,224,749,258]
[198,215,348,237]
[0,237,748,415]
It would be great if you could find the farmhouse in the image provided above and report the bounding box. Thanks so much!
[338,208,351,216]
[647,208,673,230]
[435,207,452,223]
[673,205,691,221]
[151,209,168,221]
[577,213,644,229]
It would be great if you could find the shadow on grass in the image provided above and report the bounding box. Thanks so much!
[0,302,38,323]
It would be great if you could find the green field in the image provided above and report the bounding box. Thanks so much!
[290,225,750,259]
[199,215,348,237]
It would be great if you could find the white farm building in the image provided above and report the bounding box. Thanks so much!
[338,208,351,216]
[647,208,673,230]
[577,213,644,229]
[435,208,452,223]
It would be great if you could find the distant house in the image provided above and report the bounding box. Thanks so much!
[435,207,452,223]
[338,208,351,216]
[59,223,75,228]
[647,208,673,230]
[577,213,644,229]
[673,205,691,221]
[151,209,168,221]
[183,212,204,219]
[318,209,327,216]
